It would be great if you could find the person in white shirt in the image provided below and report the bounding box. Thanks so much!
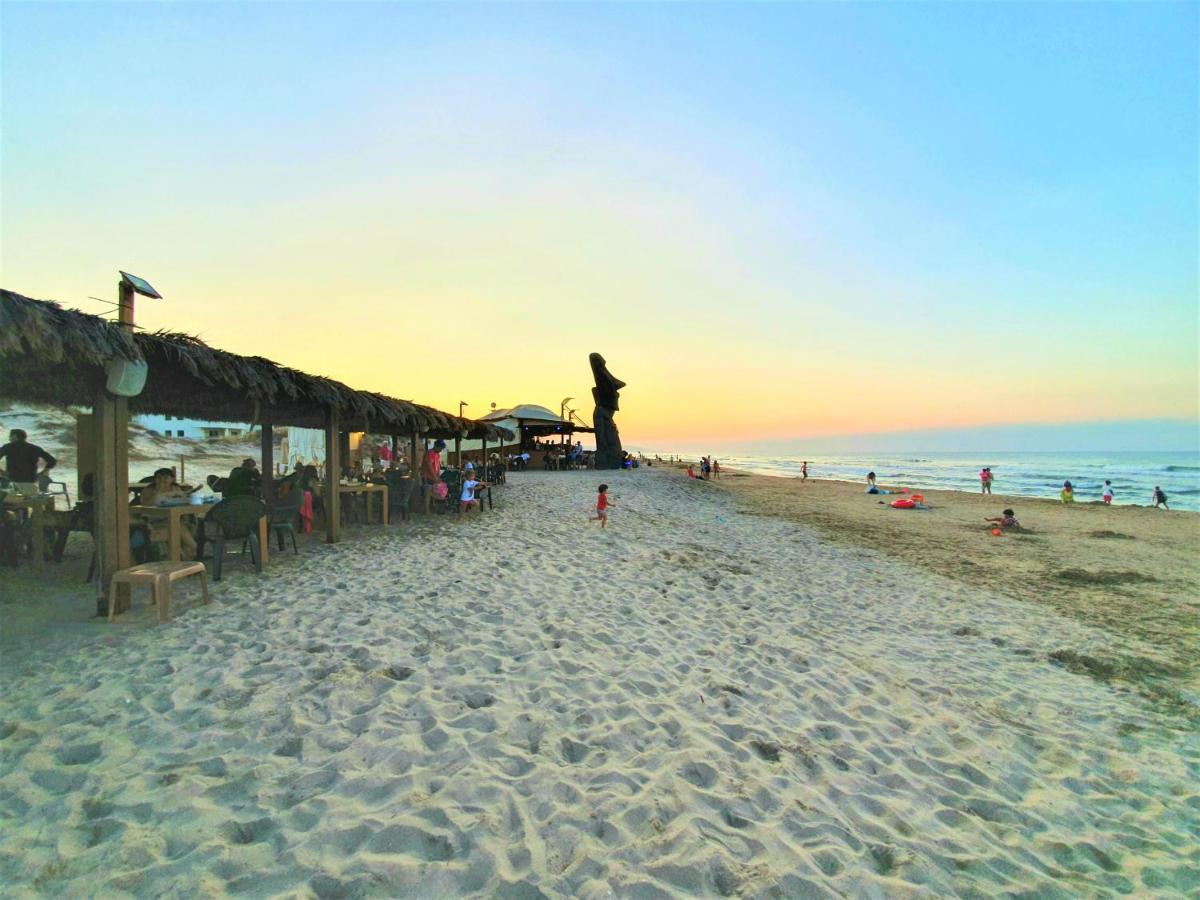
[1103,480,1114,505]
[460,475,490,514]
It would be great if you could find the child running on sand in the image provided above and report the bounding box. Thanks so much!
[984,508,1019,529]
[1153,486,1169,510]
[589,484,614,527]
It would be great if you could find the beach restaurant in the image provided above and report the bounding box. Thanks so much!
[0,288,510,611]
[481,404,593,452]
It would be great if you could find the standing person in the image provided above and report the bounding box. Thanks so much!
[712,459,721,478]
[1152,486,1169,510]
[1103,480,1114,505]
[421,439,446,514]
[0,429,57,495]
[801,461,809,482]
[588,483,614,528]
[701,456,711,480]
[980,467,993,494]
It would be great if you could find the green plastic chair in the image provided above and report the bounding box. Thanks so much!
[269,487,305,554]
[202,496,266,581]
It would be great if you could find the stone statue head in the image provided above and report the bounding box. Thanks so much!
[589,353,625,412]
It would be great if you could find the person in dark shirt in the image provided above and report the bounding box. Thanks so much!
[224,458,262,497]
[0,429,56,491]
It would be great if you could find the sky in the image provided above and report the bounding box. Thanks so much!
[2,2,1197,451]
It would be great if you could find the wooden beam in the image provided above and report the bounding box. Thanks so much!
[325,408,341,543]
[261,422,274,507]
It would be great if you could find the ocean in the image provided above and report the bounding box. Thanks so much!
[679,451,1200,512]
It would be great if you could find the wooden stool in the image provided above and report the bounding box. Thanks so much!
[107,561,211,623]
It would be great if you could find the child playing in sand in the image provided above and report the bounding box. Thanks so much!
[1153,486,1169,510]
[984,508,1019,529]
[1060,481,1075,504]
[589,484,614,528]
[1103,480,1114,505]
[459,472,488,514]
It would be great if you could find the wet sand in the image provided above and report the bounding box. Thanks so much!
[710,469,1200,723]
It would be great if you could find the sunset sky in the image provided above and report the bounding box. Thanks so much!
[3,2,1196,450]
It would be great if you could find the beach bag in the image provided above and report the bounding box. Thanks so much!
[433,481,449,501]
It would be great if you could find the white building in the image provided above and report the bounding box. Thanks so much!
[134,414,250,440]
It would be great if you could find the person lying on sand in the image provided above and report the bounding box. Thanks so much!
[984,508,1020,529]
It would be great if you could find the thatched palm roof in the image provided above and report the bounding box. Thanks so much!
[0,290,510,440]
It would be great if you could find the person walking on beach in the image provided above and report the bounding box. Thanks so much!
[1103,480,1114,505]
[1153,486,1169,510]
[801,461,808,482]
[421,439,446,514]
[589,484,614,528]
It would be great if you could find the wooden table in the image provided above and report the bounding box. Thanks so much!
[2,494,56,572]
[130,503,270,566]
[338,484,388,525]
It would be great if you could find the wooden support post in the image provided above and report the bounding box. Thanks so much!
[261,421,275,507]
[455,435,462,469]
[325,408,341,543]
[93,389,120,616]
[481,436,488,480]
[410,432,419,474]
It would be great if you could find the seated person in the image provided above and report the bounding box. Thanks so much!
[460,473,489,514]
[139,468,198,559]
[984,508,1020,529]
[1060,481,1075,504]
[225,458,262,497]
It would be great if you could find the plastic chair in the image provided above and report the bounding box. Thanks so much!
[440,471,463,514]
[269,486,305,554]
[201,496,266,582]
[385,472,413,521]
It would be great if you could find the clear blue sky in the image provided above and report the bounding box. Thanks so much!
[2,2,1197,446]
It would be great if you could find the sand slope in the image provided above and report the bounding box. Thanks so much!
[1,470,1197,897]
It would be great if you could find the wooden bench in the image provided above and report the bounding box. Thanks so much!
[107,561,211,624]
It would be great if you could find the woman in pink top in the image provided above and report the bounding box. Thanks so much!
[421,439,445,514]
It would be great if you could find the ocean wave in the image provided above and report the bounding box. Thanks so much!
[1165,465,1200,472]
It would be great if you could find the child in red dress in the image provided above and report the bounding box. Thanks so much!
[589,484,614,528]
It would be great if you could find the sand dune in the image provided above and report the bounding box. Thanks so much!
[1,469,1196,897]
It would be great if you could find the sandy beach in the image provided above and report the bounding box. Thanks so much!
[2,468,1197,897]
